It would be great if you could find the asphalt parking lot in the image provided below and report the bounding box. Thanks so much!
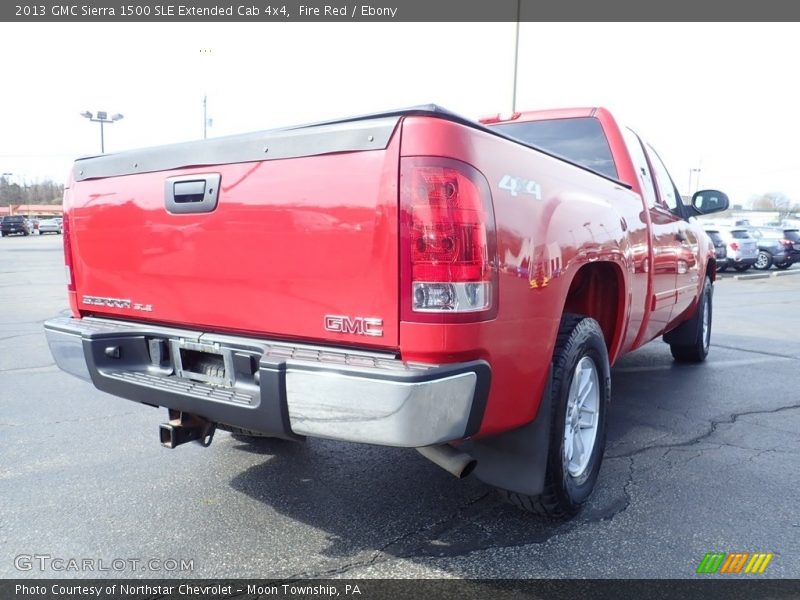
[1,234,799,579]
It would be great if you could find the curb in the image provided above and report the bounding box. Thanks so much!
[771,269,800,277]
[728,268,800,281]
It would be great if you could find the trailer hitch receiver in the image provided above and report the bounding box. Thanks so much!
[159,410,216,449]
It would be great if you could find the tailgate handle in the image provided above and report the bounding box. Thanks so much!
[165,174,221,214]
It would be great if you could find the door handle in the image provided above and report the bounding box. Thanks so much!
[165,174,221,214]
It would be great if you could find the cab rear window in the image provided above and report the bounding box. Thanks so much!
[491,117,618,179]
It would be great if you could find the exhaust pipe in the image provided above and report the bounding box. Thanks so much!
[160,410,216,449]
[416,444,477,479]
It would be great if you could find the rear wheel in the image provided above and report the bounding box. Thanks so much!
[776,263,791,270]
[754,251,773,270]
[499,315,609,518]
[668,276,712,362]
[717,264,727,273]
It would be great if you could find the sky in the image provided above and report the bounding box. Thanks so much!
[0,22,798,206]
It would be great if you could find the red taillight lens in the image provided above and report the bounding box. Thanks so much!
[729,242,740,251]
[62,209,75,292]
[400,157,497,322]
[780,238,793,247]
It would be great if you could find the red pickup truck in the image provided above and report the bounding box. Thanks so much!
[45,106,728,518]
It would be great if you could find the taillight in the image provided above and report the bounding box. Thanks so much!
[62,209,75,292]
[780,238,793,247]
[400,157,497,322]
[729,242,740,251]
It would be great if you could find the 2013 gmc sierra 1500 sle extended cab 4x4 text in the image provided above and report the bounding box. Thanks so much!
[44,106,728,518]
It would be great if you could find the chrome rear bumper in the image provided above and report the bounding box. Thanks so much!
[44,316,489,447]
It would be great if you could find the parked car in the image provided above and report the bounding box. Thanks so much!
[746,226,798,270]
[715,226,758,272]
[1,215,33,236]
[37,217,63,235]
[783,229,800,265]
[705,229,728,271]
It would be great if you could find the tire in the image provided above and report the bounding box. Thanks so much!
[668,276,712,363]
[754,251,773,270]
[733,263,751,272]
[776,263,791,270]
[499,314,609,519]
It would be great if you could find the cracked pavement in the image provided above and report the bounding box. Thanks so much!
[1,236,799,579]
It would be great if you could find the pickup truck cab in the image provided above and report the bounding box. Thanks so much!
[45,105,728,518]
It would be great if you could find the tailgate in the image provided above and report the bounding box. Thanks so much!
[68,117,401,349]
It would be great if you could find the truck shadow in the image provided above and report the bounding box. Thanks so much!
[226,342,722,576]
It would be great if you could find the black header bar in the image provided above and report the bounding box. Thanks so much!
[3,0,800,22]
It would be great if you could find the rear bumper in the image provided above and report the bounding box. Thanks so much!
[44,316,489,448]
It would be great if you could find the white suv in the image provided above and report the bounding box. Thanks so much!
[715,226,758,272]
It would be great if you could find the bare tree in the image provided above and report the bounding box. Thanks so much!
[751,192,798,219]
[0,175,63,207]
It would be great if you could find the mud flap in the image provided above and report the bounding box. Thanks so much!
[467,366,553,496]
[663,282,710,346]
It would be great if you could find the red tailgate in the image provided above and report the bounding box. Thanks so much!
[68,119,401,349]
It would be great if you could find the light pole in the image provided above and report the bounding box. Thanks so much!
[80,111,124,153]
[203,95,208,139]
[511,0,521,113]
[1,172,18,215]
[200,48,213,139]
[687,167,701,197]
[202,95,213,140]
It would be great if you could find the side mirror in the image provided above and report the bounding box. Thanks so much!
[692,189,729,215]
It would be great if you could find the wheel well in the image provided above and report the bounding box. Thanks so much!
[562,262,623,355]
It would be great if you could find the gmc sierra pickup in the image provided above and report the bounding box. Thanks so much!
[45,105,729,517]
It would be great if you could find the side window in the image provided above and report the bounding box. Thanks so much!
[645,144,679,212]
[622,128,658,209]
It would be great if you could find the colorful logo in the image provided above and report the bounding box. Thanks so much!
[696,552,773,574]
